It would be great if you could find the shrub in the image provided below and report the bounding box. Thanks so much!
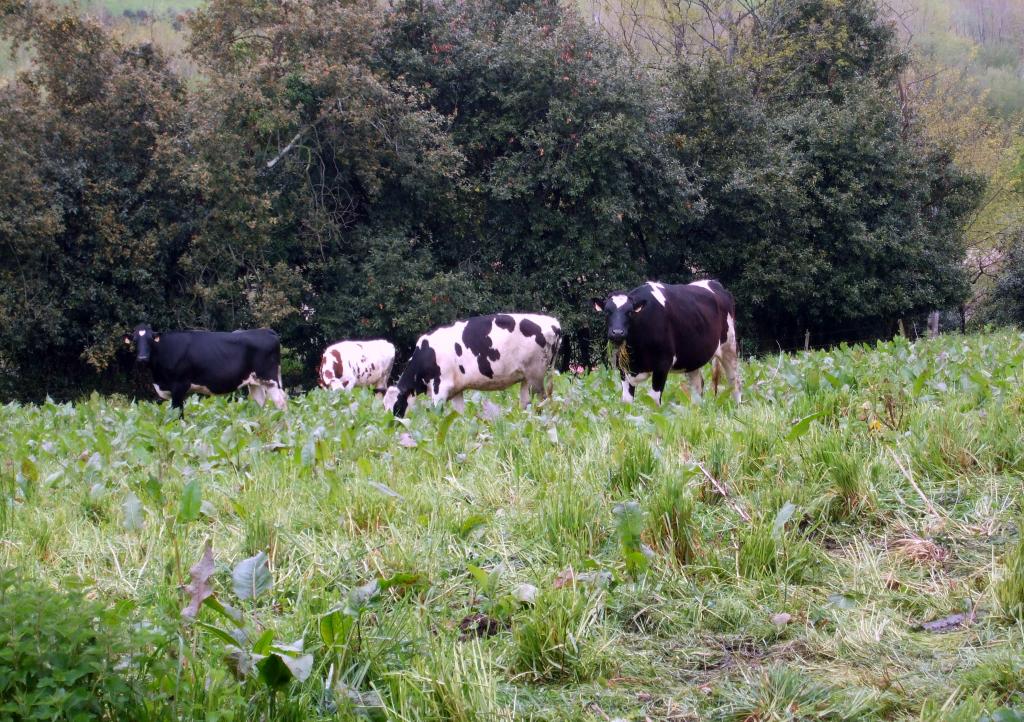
[0,569,154,720]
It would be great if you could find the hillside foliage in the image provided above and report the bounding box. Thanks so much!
[0,0,993,398]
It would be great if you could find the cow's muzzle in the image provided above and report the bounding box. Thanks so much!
[608,329,627,343]
[136,353,150,363]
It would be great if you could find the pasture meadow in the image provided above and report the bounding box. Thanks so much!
[2,331,1024,720]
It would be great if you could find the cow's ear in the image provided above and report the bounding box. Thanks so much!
[123,334,131,346]
[153,334,161,343]
[632,300,647,314]
[591,298,604,313]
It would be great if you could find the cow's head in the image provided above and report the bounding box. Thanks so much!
[592,294,646,343]
[384,340,440,417]
[318,353,350,391]
[383,385,408,417]
[124,324,160,363]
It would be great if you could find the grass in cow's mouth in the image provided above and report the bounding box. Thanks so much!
[2,331,1024,719]
[606,339,631,373]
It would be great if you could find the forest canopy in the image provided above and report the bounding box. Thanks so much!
[0,0,1000,399]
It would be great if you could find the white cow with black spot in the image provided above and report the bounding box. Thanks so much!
[318,339,395,393]
[383,313,562,417]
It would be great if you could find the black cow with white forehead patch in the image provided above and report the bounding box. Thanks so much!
[383,313,562,417]
[593,280,740,405]
[124,324,287,417]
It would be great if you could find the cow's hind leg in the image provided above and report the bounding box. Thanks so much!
[450,391,466,414]
[720,314,741,403]
[686,369,704,403]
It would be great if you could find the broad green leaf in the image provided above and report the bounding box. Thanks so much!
[251,628,275,655]
[232,551,272,600]
[256,653,292,690]
[436,411,458,446]
[279,652,313,681]
[786,412,823,441]
[197,622,240,648]
[203,596,244,627]
[178,479,202,523]
[467,564,491,592]
[320,608,355,649]
[458,514,488,539]
[912,366,933,395]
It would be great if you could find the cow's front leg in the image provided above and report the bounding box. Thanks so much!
[648,369,668,405]
[266,382,288,410]
[686,369,704,403]
[620,372,636,403]
[450,391,466,414]
[170,383,190,419]
[519,382,531,409]
[249,382,267,407]
[431,381,455,410]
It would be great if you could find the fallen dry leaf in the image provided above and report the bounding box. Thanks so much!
[182,540,215,619]
[398,432,417,448]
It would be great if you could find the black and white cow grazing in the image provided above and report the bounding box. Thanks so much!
[318,339,395,393]
[124,324,287,416]
[593,280,740,405]
[383,314,562,418]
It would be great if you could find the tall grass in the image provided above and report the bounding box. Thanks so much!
[1,332,1023,719]
[509,588,609,683]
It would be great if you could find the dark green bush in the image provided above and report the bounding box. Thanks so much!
[0,569,149,721]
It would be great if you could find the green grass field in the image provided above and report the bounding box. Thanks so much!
[2,331,1024,720]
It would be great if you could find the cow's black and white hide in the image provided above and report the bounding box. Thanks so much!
[383,314,562,417]
[124,324,287,416]
[318,339,395,393]
[593,280,740,405]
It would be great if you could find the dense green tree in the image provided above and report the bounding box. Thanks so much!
[380,0,703,361]
[668,0,984,349]
[183,0,468,366]
[0,4,194,398]
[0,0,986,398]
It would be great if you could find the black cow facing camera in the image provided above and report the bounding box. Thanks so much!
[593,280,741,405]
[124,324,287,417]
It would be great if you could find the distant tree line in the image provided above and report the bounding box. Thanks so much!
[0,0,986,400]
